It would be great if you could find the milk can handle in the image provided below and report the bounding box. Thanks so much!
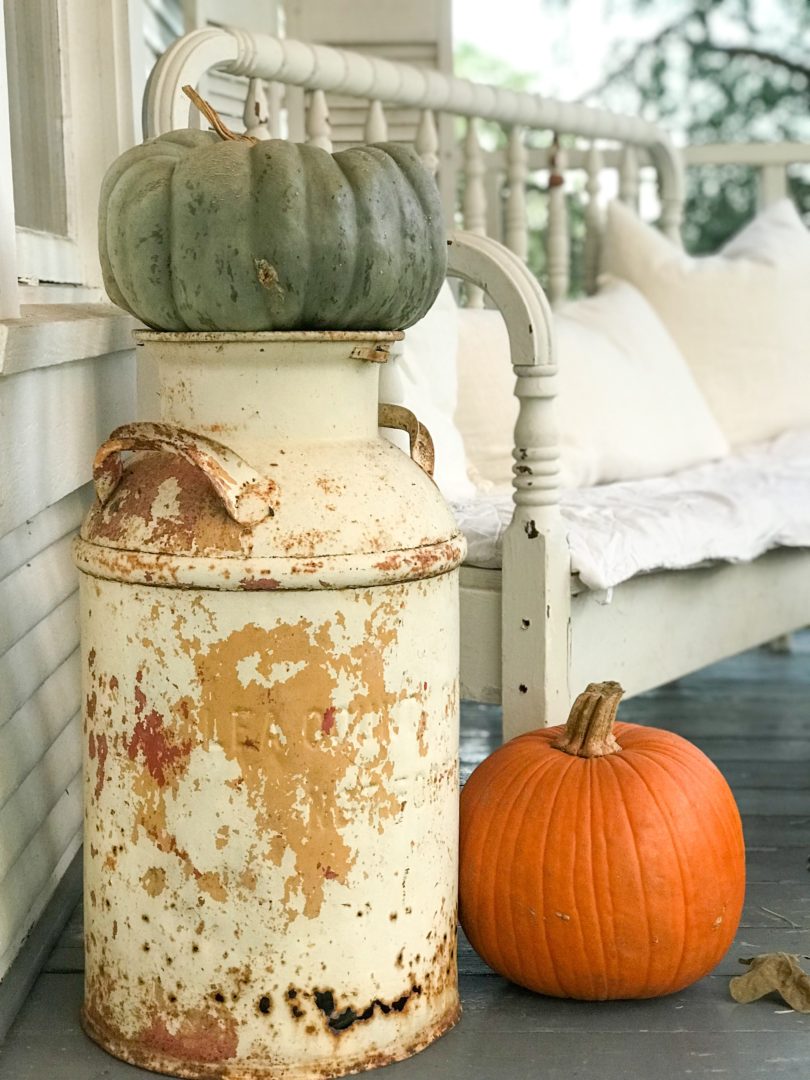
[378,403,435,478]
[92,422,277,527]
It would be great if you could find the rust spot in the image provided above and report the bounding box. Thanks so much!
[93,732,109,799]
[196,871,227,903]
[109,675,119,692]
[321,707,336,735]
[174,607,403,922]
[373,539,462,578]
[240,577,281,590]
[86,691,97,721]
[373,553,402,572]
[82,454,251,557]
[258,995,272,1014]
[88,648,96,669]
[314,984,423,1033]
[127,706,191,787]
[290,560,325,574]
[237,869,257,892]
[141,868,167,897]
[315,476,343,495]
[137,1006,238,1064]
[416,711,428,758]
[322,866,338,880]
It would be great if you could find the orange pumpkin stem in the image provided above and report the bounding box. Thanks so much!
[182,84,259,145]
[553,680,624,758]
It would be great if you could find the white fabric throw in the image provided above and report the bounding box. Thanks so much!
[452,428,810,591]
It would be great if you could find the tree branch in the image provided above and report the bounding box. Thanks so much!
[576,10,700,101]
[578,11,810,102]
[703,42,810,81]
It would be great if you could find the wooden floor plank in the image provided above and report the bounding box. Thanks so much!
[454,975,809,1036]
[740,815,810,846]
[740,883,810,928]
[734,791,810,815]
[742,846,809,882]
[680,737,810,763]
[1,974,808,1079]
[707,761,809,789]
[458,928,810,980]
[41,944,83,973]
[623,690,810,735]
[633,708,810,738]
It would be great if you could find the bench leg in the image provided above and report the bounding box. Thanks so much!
[767,633,794,653]
[501,516,571,741]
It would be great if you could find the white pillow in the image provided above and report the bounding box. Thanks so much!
[455,280,729,490]
[379,282,477,502]
[601,198,810,446]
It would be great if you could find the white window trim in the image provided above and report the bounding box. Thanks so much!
[0,1,137,315]
[0,7,18,319]
[15,228,83,288]
[0,305,138,377]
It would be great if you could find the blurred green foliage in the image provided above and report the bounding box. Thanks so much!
[581,0,810,251]
[455,1,810,261]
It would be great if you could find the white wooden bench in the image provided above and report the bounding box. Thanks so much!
[144,28,810,740]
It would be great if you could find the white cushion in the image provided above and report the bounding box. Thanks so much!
[379,282,476,503]
[601,198,810,446]
[454,280,729,489]
[452,427,810,591]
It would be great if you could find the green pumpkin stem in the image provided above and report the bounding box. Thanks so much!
[182,84,258,145]
[553,680,624,758]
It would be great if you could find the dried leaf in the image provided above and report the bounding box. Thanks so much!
[729,952,810,1013]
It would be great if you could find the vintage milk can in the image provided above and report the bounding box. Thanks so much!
[74,330,465,1079]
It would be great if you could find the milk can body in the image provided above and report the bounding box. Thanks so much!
[75,332,464,1079]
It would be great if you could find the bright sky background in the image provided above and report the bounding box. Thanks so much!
[451,0,785,100]
[451,0,666,98]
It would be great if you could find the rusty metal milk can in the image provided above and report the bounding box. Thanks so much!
[74,330,465,1079]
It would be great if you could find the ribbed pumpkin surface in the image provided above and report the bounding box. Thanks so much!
[99,131,446,332]
[459,712,745,1000]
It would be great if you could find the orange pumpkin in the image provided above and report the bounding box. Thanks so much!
[459,681,745,1000]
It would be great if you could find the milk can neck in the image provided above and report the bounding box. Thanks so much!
[137,333,401,469]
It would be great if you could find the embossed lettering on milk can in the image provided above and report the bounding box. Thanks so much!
[74,331,465,1080]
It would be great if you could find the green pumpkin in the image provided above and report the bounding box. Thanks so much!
[98,130,446,332]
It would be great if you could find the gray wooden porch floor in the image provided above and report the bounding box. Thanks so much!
[1,638,808,1078]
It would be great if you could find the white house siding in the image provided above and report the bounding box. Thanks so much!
[0,343,136,980]
[0,0,147,987]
